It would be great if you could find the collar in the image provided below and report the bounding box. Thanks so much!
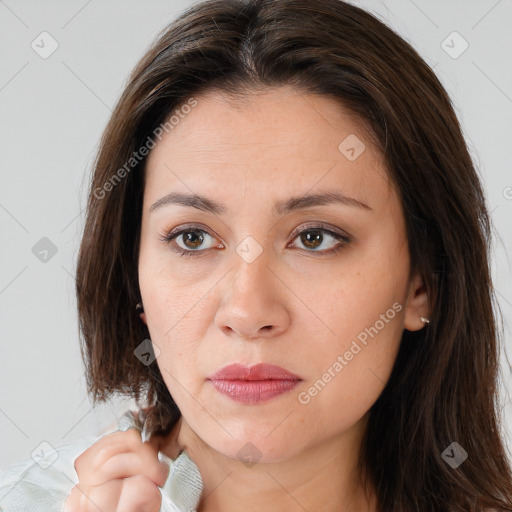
[116,409,204,512]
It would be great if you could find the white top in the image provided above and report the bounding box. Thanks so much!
[0,409,204,512]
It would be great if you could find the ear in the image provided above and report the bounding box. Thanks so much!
[139,312,148,325]
[403,271,429,331]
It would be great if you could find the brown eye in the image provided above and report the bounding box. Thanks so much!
[299,229,324,250]
[158,225,221,257]
[179,229,207,249]
[290,226,350,254]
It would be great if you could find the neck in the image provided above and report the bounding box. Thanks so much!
[160,414,377,512]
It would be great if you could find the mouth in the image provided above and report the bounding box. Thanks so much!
[207,363,302,405]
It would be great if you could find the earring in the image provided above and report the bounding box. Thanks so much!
[136,302,144,314]
[420,316,430,324]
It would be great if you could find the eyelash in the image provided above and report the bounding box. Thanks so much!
[158,223,352,259]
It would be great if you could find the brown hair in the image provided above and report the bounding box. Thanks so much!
[75,0,512,510]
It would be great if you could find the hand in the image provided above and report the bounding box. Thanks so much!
[63,427,170,512]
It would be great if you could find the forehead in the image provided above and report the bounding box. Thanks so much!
[143,86,393,211]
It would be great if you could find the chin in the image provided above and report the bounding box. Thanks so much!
[200,426,307,465]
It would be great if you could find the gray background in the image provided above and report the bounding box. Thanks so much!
[1,0,511,470]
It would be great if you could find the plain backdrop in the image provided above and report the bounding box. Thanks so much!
[1,0,511,471]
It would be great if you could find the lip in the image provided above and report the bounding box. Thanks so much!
[209,363,302,381]
[207,363,302,404]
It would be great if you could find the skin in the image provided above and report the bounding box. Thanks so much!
[137,85,429,512]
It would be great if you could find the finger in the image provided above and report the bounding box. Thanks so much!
[79,449,169,488]
[64,480,123,512]
[74,429,145,477]
[144,434,171,480]
[116,475,162,512]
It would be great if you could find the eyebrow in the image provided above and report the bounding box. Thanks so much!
[149,190,372,215]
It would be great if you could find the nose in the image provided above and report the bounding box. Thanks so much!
[214,249,291,341]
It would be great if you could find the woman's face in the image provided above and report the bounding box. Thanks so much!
[138,86,427,463]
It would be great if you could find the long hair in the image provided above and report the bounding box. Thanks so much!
[74,1,512,510]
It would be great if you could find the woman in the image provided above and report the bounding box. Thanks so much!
[1,0,511,510]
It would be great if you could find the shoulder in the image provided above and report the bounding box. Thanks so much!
[0,434,100,511]
[0,409,142,511]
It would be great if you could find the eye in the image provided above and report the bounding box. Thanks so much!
[158,223,351,258]
[288,224,351,255]
[158,225,222,257]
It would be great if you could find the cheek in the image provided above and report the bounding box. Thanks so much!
[154,335,202,406]
[294,263,406,414]
[140,261,209,339]
[305,261,405,348]
[139,279,205,389]
[139,241,218,322]
[294,313,403,440]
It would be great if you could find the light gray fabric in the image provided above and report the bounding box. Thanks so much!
[0,410,203,512]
